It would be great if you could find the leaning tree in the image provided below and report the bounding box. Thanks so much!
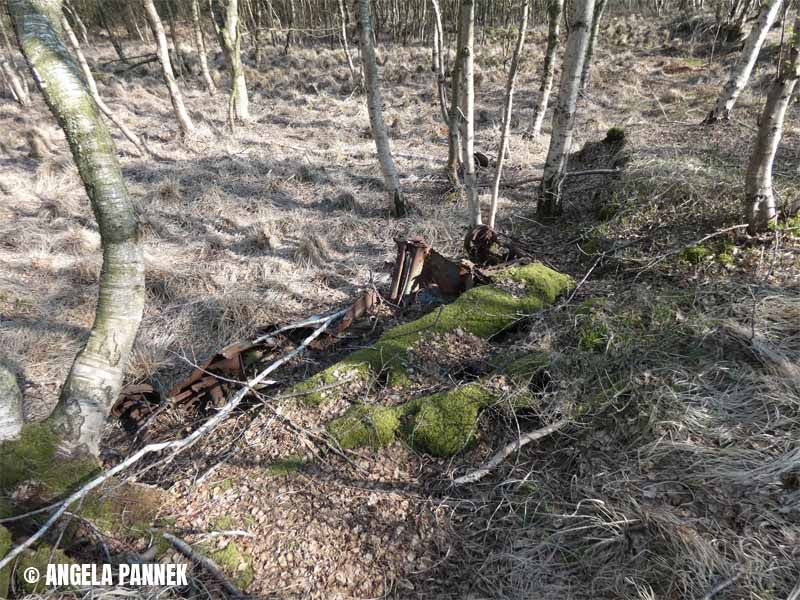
[3,0,145,461]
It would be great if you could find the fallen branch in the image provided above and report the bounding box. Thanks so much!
[162,532,243,598]
[452,418,569,486]
[504,168,621,189]
[0,308,348,572]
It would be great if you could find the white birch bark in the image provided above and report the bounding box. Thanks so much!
[356,0,408,217]
[61,14,150,157]
[338,0,360,89]
[0,363,22,442]
[580,0,606,92]
[212,0,250,121]
[143,0,195,136]
[706,0,784,123]
[538,0,595,218]
[744,16,799,232]
[9,0,145,458]
[430,0,448,124]
[460,0,480,226]
[488,0,529,229]
[531,0,563,137]
[192,0,217,95]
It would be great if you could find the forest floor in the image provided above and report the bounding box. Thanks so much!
[1,13,799,600]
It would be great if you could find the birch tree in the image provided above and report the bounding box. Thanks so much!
[143,0,195,136]
[460,0,480,226]
[356,0,409,217]
[488,0,529,229]
[338,0,360,89]
[447,1,465,185]
[430,0,448,124]
[212,0,250,122]
[705,0,784,124]
[580,0,607,92]
[7,0,145,458]
[192,0,216,95]
[538,0,595,218]
[744,15,799,232]
[61,14,150,157]
[531,0,563,137]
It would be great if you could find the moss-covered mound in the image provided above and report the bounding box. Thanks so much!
[295,263,573,406]
[328,383,495,457]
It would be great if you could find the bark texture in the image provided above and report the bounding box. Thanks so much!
[0,363,22,442]
[212,0,250,121]
[706,0,784,123]
[143,0,195,136]
[531,0,563,136]
[8,0,145,458]
[744,16,799,232]
[538,0,595,218]
[356,0,408,217]
[460,0,480,226]
[338,0,360,89]
[579,0,606,92]
[430,0,448,124]
[192,0,216,95]
[488,0,529,229]
[447,0,464,185]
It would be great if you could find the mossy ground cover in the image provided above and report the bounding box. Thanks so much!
[294,263,572,407]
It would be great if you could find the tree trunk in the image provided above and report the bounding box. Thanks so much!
[212,0,250,122]
[538,0,595,218]
[744,15,799,233]
[338,0,360,89]
[430,0,448,124]
[447,0,464,185]
[488,0,529,229]
[0,14,29,104]
[61,15,150,157]
[531,0,563,136]
[192,0,216,95]
[706,0,784,123]
[579,0,606,92]
[460,0,480,226]
[356,0,408,217]
[0,363,22,442]
[98,1,126,63]
[143,0,195,136]
[8,0,145,459]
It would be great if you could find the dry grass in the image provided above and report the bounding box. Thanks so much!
[1,12,799,600]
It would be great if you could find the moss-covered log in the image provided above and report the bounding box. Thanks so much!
[8,0,145,458]
[294,262,572,406]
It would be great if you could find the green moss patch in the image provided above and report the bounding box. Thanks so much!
[0,526,11,599]
[264,456,305,477]
[203,541,254,590]
[296,263,572,406]
[15,545,72,594]
[0,423,98,498]
[328,383,496,457]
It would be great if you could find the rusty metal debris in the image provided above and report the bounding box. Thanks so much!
[114,289,379,434]
[389,237,491,305]
[115,236,498,435]
[464,225,526,266]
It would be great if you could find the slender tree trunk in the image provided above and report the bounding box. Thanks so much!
[579,0,606,92]
[531,0,563,136]
[744,15,799,232]
[0,14,29,104]
[8,0,145,459]
[63,0,88,44]
[166,0,184,78]
[538,0,595,218]
[212,0,250,121]
[460,0,480,226]
[430,0,449,124]
[706,0,784,123]
[488,0,529,229]
[0,53,28,105]
[0,364,22,442]
[143,0,195,136]
[98,1,126,62]
[447,0,464,185]
[61,15,150,157]
[338,0,360,89]
[192,0,216,95]
[356,0,408,217]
